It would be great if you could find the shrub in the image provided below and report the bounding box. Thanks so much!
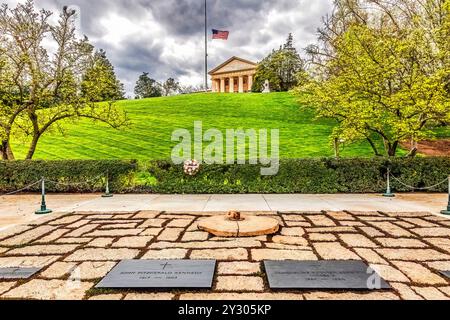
[148,158,450,194]
[0,160,137,193]
[1,157,449,194]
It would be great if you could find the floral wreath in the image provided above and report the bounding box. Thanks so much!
[183,159,201,176]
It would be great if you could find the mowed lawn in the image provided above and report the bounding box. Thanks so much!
[12,92,391,160]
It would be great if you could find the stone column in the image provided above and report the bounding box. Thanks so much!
[216,79,220,93]
[248,74,253,92]
[212,79,216,92]
[220,78,226,93]
[229,77,235,93]
[238,76,244,93]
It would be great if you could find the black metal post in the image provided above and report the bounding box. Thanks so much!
[35,178,52,215]
[383,168,395,197]
[441,176,450,215]
[102,172,113,198]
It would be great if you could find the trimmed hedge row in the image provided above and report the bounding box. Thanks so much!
[148,158,450,194]
[0,160,138,193]
[0,158,449,194]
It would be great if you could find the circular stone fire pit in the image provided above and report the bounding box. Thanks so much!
[198,211,280,237]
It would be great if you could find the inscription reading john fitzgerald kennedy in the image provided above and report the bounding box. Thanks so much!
[96,260,216,288]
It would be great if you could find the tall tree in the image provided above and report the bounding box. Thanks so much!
[0,1,128,160]
[298,0,450,157]
[252,34,305,92]
[134,72,162,99]
[0,50,24,160]
[161,78,180,96]
[81,49,125,102]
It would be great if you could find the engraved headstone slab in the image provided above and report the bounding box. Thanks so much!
[264,260,391,290]
[96,260,216,289]
[0,267,41,279]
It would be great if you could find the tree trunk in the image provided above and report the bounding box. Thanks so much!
[406,139,418,158]
[1,140,15,161]
[334,138,340,159]
[26,134,40,160]
[0,141,6,160]
[6,141,15,160]
[406,148,418,157]
[387,141,399,157]
[366,137,381,157]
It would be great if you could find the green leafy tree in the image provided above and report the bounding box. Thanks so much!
[134,72,162,99]
[81,49,125,102]
[0,51,23,160]
[252,49,282,92]
[253,33,305,92]
[297,0,450,157]
[0,1,128,160]
[162,78,181,96]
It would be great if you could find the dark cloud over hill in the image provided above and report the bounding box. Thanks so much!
[3,0,332,95]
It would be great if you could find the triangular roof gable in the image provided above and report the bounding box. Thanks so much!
[208,56,257,75]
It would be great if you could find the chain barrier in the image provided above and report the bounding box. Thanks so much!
[0,173,112,215]
[390,173,449,191]
[1,170,449,215]
[0,179,43,196]
[1,174,105,196]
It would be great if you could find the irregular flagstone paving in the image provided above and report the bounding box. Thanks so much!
[0,210,449,300]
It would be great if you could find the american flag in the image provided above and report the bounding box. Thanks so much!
[212,29,229,40]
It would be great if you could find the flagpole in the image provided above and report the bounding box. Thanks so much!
[204,0,208,92]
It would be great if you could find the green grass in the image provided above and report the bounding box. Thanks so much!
[435,126,450,139]
[11,92,402,160]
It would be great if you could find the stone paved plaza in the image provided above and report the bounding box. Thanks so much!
[1,193,447,229]
[0,210,450,300]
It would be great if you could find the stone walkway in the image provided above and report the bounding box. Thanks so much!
[0,210,449,300]
[0,193,448,229]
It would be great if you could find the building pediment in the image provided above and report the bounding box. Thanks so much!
[209,56,257,75]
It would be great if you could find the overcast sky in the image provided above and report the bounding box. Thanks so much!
[3,0,333,96]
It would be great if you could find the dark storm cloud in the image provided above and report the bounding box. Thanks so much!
[146,0,268,36]
[4,0,333,95]
[103,38,164,73]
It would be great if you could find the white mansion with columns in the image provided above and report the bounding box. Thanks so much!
[209,56,257,93]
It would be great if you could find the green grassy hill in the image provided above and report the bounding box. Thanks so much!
[12,92,391,160]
